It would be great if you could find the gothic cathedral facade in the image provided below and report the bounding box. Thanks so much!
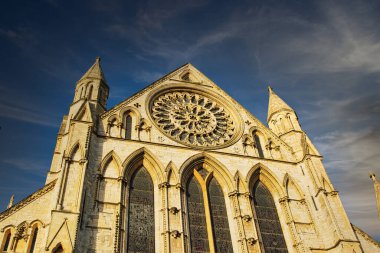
[0,59,379,253]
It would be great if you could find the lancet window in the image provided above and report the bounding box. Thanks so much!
[2,230,11,251]
[127,166,155,252]
[29,227,38,253]
[253,132,264,158]
[124,114,132,140]
[252,181,288,252]
[186,168,233,253]
[87,85,93,99]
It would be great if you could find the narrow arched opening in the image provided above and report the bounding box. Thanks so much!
[2,230,12,251]
[127,166,155,252]
[251,181,288,252]
[185,167,233,253]
[125,115,132,139]
[29,227,38,253]
[253,131,264,158]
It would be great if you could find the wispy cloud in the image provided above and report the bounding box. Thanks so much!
[0,27,39,51]
[2,158,49,175]
[0,100,58,127]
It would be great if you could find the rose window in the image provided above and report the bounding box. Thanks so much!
[151,91,236,148]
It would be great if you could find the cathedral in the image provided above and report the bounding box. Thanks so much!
[0,58,379,253]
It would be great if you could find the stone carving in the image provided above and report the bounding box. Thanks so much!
[151,91,236,148]
[15,223,28,240]
[170,230,181,238]
[242,215,251,222]
[0,180,57,222]
[169,207,179,214]
[247,237,257,245]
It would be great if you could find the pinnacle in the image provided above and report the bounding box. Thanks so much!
[267,86,294,122]
[77,57,106,83]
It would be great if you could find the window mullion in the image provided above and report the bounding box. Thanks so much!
[193,170,216,253]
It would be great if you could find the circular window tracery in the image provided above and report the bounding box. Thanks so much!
[150,91,237,148]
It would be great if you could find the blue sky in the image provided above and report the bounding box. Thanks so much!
[0,0,379,240]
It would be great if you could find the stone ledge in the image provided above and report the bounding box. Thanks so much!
[0,179,57,222]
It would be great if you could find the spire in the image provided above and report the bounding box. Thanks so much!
[7,195,14,209]
[77,57,107,83]
[370,173,380,219]
[267,86,294,122]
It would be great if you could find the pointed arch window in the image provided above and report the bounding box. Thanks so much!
[124,114,132,140]
[252,181,288,252]
[253,132,264,158]
[80,86,85,98]
[186,168,233,253]
[127,166,155,252]
[29,227,38,253]
[87,85,93,100]
[2,230,11,251]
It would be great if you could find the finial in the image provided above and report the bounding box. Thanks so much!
[370,173,377,182]
[96,56,101,62]
[268,86,273,93]
[7,195,14,209]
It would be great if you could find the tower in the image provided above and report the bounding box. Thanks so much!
[43,58,110,251]
[267,86,320,159]
[69,57,109,118]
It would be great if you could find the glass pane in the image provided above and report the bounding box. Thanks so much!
[187,175,210,253]
[127,167,155,253]
[125,115,132,140]
[208,178,233,253]
[253,181,288,252]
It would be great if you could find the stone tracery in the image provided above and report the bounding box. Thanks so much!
[151,91,236,148]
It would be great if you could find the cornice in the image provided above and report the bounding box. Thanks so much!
[0,180,57,222]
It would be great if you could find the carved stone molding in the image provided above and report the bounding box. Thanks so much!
[247,237,257,245]
[242,215,252,222]
[325,190,339,197]
[169,207,179,214]
[170,230,181,238]
[158,182,170,189]
[0,180,57,222]
[15,223,28,240]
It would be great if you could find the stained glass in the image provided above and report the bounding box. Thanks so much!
[187,175,210,253]
[253,181,288,252]
[208,178,233,253]
[127,167,155,253]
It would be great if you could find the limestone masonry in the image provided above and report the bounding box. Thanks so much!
[1,59,379,253]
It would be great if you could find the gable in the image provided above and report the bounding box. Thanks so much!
[73,101,95,122]
[99,63,296,162]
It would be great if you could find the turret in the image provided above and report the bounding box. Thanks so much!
[71,57,109,114]
[370,173,380,219]
[267,86,301,135]
[267,87,319,160]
